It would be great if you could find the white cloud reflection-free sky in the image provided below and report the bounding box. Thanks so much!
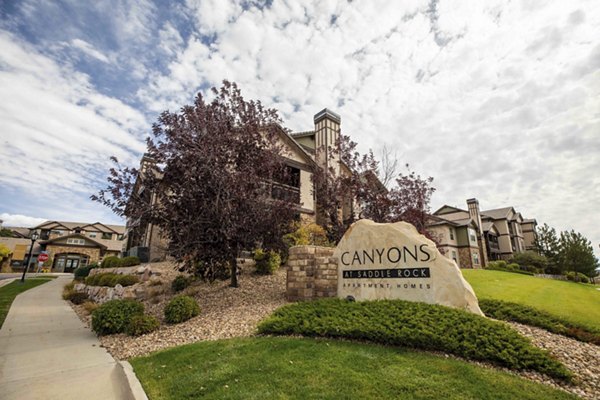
[0,0,598,256]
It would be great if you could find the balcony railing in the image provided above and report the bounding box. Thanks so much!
[271,182,301,204]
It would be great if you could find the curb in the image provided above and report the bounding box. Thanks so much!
[0,278,16,288]
[117,360,149,400]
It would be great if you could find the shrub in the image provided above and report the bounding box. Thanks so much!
[85,273,138,287]
[485,261,534,276]
[479,299,600,345]
[509,251,548,273]
[565,271,577,281]
[82,301,99,314]
[98,273,119,287]
[254,249,281,275]
[74,264,98,280]
[101,256,121,268]
[65,291,89,305]
[283,222,331,247]
[118,274,139,286]
[578,273,590,284]
[120,256,141,267]
[487,260,507,269]
[92,299,144,335]
[62,281,75,300]
[258,299,572,381]
[126,314,160,336]
[164,295,200,324]
[172,275,192,292]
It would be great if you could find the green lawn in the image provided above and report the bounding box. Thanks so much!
[131,337,575,400]
[462,269,600,333]
[0,278,52,328]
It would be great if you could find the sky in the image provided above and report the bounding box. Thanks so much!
[0,0,598,256]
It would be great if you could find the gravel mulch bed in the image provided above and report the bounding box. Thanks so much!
[79,262,289,360]
[508,322,600,400]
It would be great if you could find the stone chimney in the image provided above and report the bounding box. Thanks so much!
[314,108,341,176]
[467,198,489,267]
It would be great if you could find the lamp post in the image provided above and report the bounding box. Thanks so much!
[21,231,39,283]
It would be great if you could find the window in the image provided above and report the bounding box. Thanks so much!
[102,232,112,240]
[66,238,85,245]
[451,250,457,262]
[51,230,65,236]
[468,228,477,243]
[449,228,454,240]
[473,252,480,265]
[117,234,124,240]
[89,232,97,238]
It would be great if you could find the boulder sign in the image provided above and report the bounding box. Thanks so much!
[334,219,483,315]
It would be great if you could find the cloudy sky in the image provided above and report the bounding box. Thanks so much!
[0,0,598,255]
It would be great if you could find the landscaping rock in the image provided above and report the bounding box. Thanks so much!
[334,219,483,315]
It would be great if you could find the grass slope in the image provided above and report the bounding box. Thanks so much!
[131,337,576,400]
[462,270,600,333]
[0,278,52,328]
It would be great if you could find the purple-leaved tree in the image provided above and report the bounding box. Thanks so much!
[92,81,298,287]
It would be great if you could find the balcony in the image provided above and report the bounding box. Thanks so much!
[271,182,300,204]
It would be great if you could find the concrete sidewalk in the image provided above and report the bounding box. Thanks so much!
[0,276,139,400]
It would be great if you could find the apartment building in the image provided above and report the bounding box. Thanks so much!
[29,221,125,272]
[427,198,537,268]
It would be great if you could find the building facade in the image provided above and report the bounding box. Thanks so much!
[427,198,538,268]
[31,221,125,272]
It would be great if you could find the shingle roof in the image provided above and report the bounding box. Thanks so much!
[33,221,125,234]
[481,207,513,220]
[291,130,315,138]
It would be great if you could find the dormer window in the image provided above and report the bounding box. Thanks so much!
[102,233,112,240]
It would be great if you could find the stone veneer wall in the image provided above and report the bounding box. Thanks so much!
[46,245,101,263]
[286,245,337,301]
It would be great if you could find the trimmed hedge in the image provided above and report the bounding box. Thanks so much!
[258,299,571,381]
[164,295,200,324]
[92,299,145,335]
[85,273,139,287]
[126,314,160,336]
[480,299,600,345]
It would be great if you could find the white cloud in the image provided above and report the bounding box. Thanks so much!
[70,38,111,63]
[0,213,46,228]
[0,30,148,199]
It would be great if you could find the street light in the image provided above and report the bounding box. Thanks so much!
[21,231,40,283]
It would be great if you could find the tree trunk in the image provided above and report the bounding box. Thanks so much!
[230,253,239,288]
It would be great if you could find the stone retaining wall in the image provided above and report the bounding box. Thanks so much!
[286,245,337,301]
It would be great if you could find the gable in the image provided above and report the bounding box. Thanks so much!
[44,234,107,249]
[434,205,466,216]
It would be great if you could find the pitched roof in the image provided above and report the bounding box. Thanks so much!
[291,130,315,139]
[40,233,108,250]
[481,207,514,220]
[273,125,318,168]
[33,221,125,234]
[433,205,468,215]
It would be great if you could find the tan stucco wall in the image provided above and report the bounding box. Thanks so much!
[299,169,314,212]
